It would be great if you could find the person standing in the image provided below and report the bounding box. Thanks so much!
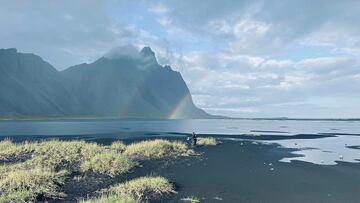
[191,132,197,146]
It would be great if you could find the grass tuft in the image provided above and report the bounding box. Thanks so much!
[0,139,193,202]
[106,176,175,202]
[0,191,33,203]
[81,153,137,177]
[80,194,137,203]
[0,139,15,152]
[0,139,138,202]
[197,137,218,146]
[109,141,127,153]
[0,139,36,162]
[124,139,190,159]
[27,140,103,172]
[0,168,67,202]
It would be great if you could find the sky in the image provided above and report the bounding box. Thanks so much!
[1,0,360,118]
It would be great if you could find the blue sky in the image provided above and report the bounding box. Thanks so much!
[1,0,360,118]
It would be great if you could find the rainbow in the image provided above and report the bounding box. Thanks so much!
[168,94,190,119]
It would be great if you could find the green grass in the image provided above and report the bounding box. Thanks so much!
[109,141,126,153]
[81,153,137,177]
[124,139,191,158]
[106,176,175,202]
[80,194,137,203]
[0,139,139,202]
[197,137,218,146]
[28,140,103,172]
[0,191,33,203]
[0,162,27,179]
[0,139,15,152]
[0,168,67,202]
[0,139,36,161]
[0,139,195,202]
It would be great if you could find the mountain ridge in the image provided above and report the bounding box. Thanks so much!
[0,47,211,119]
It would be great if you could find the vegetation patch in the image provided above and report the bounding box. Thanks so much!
[0,191,33,203]
[109,141,127,153]
[80,194,137,203]
[0,139,15,152]
[28,140,104,172]
[197,137,218,146]
[0,168,67,202]
[81,153,137,177]
[124,139,191,159]
[0,139,139,202]
[0,139,35,162]
[105,176,175,202]
[0,139,198,202]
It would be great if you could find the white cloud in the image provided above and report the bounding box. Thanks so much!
[172,48,360,117]
[233,19,270,35]
[2,0,360,117]
[149,3,170,15]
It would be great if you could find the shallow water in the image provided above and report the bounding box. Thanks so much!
[1,119,360,165]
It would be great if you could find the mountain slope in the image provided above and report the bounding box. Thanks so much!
[62,47,210,118]
[0,47,210,119]
[0,48,80,117]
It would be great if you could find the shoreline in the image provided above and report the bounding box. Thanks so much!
[1,117,359,122]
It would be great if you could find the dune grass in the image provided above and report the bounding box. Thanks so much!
[28,140,104,172]
[124,139,191,158]
[0,139,139,202]
[105,176,175,202]
[0,139,36,161]
[80,194,137,203]
[0,191,33,203]
[0,168,67,202]
[0,139,15,152]
[197,137,218,146]
[0,138,195,202]
[109,141,127,153]
[81,153,137,177]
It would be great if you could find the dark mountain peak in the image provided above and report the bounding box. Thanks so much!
[139,46,158,67]
[163,65,173,70]
[140,46,155,57]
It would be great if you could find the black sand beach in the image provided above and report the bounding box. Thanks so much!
[45,136,360,203]
[160,140,360,203]
[1,118,360,202]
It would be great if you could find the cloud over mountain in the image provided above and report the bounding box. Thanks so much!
[1,0,360,117]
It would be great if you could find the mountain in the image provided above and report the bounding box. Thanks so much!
[0,47,211,119]
[0,48,80,117]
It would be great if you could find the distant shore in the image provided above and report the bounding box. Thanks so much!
[0,116,359,122]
